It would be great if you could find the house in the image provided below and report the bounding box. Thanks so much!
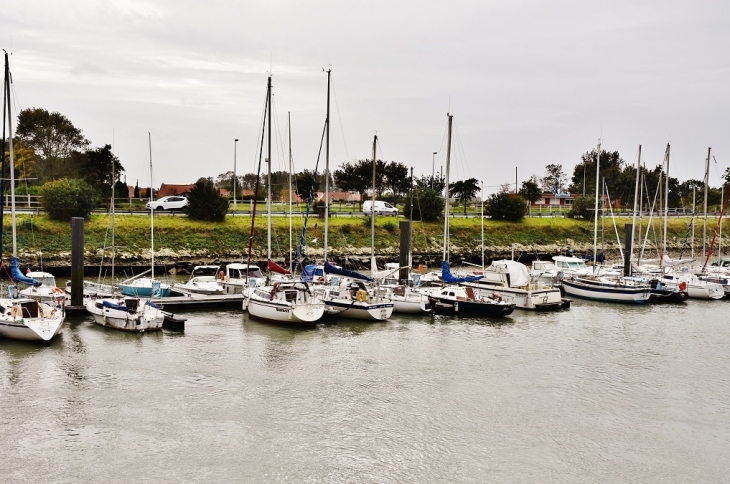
[314,191,362,203]
[529,192,612,208]
[158,184,195,197]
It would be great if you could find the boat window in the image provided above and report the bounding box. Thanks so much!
[285,291,297,302]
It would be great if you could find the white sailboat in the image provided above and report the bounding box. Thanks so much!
[243,76,325,325]
[86,133,165,331]
[559,139,651,304]
[0,52,65,342]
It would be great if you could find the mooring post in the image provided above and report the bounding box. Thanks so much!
[623,223,633,277]
[71,217,84,307]
[399,220,411,284]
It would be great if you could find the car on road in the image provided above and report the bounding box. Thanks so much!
[362,200,398,216]
[146,196,189,211]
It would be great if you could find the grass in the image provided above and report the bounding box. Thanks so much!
[3,213,721,265]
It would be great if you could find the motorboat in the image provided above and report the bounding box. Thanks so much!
[173,265,224,295]
[428,285,515,317]
[221,263,264,294]
[19,270,68,305]
[464,260,569,311]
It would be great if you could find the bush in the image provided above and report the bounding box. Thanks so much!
[383,221,397,233]
[186,178,229,221]
[404,188,443,222]
[486,193,527,221]
[39,178,95,220]
[568,196,594,219]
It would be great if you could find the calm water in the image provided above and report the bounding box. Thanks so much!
[1,300,729,483]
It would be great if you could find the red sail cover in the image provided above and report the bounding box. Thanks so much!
[267,259,291,275]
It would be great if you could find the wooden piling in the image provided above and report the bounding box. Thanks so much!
[399,220,411,283]
[71,217,84,307]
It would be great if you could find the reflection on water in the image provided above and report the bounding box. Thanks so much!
[0,300,729,482]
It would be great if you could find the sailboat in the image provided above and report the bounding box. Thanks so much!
[560,140,651,303]
[366,137,429,314]
[0,52,65,341]
[243,76,325,325]
[86,133,165,331]
[424,113,515,317]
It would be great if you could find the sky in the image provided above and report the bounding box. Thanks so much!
[3,0,729,195]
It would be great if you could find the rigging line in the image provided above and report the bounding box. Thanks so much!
[329,74,351,164]
[271,93,289,172]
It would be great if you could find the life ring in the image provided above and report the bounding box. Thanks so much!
[356,289,368,302]
[51,287,64,297]
[218,271,225,281]
[678,281,687,291]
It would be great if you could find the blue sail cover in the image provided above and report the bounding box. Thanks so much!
[441,261,483,284]
[103,300,128,311]
[324,261,372,282]
[301,264,317,282]
[10,256,40,286]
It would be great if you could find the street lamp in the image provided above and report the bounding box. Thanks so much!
[432,152,437,189]
[233,138,239,214]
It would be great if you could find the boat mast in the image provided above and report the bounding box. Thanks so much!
[1,51,8,263]
[592,140,601,275]
[442,113,453,263]
[630,145,641,268]
[7,55,16,257]
[288,111,292,271]
[323,69,331,262]
[111,143,115,283]
[703,147,711,259]
[481,180,484,272]
[662,144,670,261]
[371,134,377,262]
[149,132,154,282]
[267,75,272,263]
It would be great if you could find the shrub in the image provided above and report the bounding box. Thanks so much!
[568,196,594,219]
[486,193,527,221]
[39,178,95,220]
[186,178,229,221]
[383,221,397,233]
[404,188,443,222]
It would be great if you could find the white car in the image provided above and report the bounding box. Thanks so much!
[146,196,189,211]
[362,200,398,216]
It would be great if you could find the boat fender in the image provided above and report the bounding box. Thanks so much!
[557,271,564,281]
[418,264,424,273]
[678,281,687,291]
[10,304,22,319]
[218,271,225,281]
[454,301,459,312]
[356,289,368,302]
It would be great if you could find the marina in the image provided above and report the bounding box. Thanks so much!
[1,299,728,482]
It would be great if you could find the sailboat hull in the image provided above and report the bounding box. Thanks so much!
[324,299,394,321]
[0,299,64,341]
[247,298,325,324]
[561,278,650,303]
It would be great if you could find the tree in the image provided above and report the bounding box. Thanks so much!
[80,144,124,200]
[486,193,527,221]
[519,178,542,214]
[15,108,89,183]
[333,159,375,206]
[417,174,446,194]
[39,178,95,220]
[449,178,480,215]
[294,169,318,201]
[383,161,411,204]
[404,187,443,222]
[186,178,229,221]
[541,164,568,193]
[134,180,140,198]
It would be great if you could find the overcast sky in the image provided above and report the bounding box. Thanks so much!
[4,0,729,195]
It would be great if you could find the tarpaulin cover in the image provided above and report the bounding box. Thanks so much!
[441,261,483,284]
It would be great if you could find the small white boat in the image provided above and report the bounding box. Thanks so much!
[660,269,724,300]
[174,265,224,295]
[19,271,68,305]
[0,297,65,342]
[85,296,164,332]
[221,263,264,294]
[322,280,394,321]
[244,281,325,325]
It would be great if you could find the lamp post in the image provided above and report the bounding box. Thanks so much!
[233,138,239,214]
[432,152,437,189]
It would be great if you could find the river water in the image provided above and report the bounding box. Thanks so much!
[1,300,728,483]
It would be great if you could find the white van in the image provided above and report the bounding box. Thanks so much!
[362,200,398,216]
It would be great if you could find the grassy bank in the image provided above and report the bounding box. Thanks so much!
[4,213,718,266]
